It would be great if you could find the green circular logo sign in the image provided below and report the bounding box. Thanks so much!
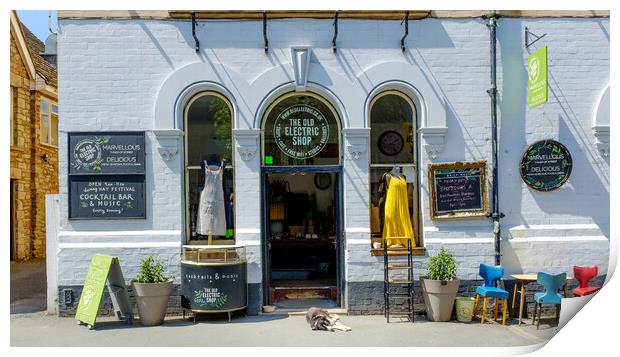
[520,139,572,192]
[528,56,540,82]
[273,104,330,159]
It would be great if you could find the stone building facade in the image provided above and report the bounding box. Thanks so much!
[53,10,609,316]
[10,11,59,261]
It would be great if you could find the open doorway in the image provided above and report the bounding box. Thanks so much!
[264,171,340,309]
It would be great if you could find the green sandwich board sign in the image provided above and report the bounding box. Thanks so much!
[528,46,548,108]
[75,254,133,328]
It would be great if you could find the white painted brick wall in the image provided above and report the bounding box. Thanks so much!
[57,17,609,286]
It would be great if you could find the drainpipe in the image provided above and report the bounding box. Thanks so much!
[487,13,504,266]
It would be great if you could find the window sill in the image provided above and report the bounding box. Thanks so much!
[40,142,59,149]
[370,247,426,256]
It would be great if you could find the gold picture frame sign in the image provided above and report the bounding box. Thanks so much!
[428,160,489,219]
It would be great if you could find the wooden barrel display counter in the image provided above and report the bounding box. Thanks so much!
[181,245,247,322]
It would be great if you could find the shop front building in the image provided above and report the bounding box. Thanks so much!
[53,10,610,316]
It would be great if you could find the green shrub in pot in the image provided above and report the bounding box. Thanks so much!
[132,255,173,326]
[421,247,460,321]
[135,256,169,284]
[427,247,457,281]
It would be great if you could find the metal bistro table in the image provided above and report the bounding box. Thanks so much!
[181,245,248,322]
[511,273,573,325]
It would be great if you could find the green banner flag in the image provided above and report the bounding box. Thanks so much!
[528,46,548,108]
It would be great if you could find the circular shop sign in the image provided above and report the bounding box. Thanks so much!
[519,139,572,192]
[273,104,330,159]
[73,139,102,168]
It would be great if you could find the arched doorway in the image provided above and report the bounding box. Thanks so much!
[260,92,343,309]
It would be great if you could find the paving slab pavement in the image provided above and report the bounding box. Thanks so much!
[10,311,560,347]
[10,259,47,314]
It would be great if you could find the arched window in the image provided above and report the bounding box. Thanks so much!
[262,93,340,166]
[369,91,420,247]
[184,92,235,243]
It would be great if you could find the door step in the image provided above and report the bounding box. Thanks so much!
[271,286,338,301]
[271,308,348,316]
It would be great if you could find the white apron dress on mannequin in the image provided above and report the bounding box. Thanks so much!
[196,164,227,236]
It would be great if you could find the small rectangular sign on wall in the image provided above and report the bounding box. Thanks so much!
[528,46,548,109]
[69,175,146,219]
[69,132,146,175]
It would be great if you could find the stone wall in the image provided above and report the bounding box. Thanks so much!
[10,32,59,261]
[10,32,34,261]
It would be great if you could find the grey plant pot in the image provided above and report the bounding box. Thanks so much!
[132,280,173,326]
[420,277,460,322]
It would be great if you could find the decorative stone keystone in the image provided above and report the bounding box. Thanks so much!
[291,47,311,92]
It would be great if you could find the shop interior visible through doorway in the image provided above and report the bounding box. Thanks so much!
[266,172,338,309]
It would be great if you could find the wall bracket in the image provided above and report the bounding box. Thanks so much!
[525,26,547,49]
[263,11,269,53]
[401,11,409,52]
[191,12,199,53]
[332,11,339,53]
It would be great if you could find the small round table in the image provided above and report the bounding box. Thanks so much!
[511,274,573,325]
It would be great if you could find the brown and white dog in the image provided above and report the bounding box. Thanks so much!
[306,307,352,332]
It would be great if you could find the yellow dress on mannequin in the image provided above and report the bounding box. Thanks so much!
[382,174,415,247]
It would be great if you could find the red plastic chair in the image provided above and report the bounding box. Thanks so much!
[572,265,601,297]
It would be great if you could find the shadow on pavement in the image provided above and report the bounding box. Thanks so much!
[11,259,47,315]
[89,314,289,331]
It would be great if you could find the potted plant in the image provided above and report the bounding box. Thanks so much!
[421,247,460,322]
[132,255,173,326]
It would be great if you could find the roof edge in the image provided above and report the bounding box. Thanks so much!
[10,11,36,80]
[58,10,609,20]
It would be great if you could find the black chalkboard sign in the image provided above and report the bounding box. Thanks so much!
[69,132,145,174]
[68,131,146,220]
[520,139,572,192]
[69,176,146,219]
[181,262,247,312]
[429,161,489,219]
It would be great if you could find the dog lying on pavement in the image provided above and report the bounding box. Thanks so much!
[306,307,352,332]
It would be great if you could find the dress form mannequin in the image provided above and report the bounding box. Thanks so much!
[199,155,226,245]
[386,166,402,185]
[382,165,413,248]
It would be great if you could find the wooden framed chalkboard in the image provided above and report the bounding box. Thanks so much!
[428,161,489,219]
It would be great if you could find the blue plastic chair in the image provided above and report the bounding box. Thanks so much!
[532,272,566,329]
[473,264,510,325]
